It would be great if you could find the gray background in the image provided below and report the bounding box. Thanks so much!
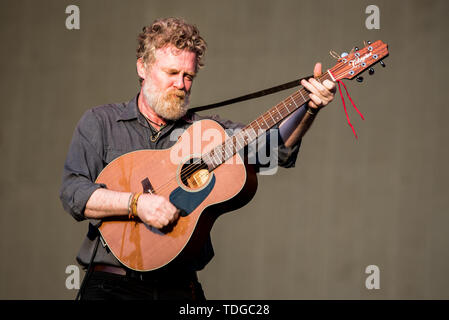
[0,0,448,299]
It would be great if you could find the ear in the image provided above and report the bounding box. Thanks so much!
[136,58,147,80]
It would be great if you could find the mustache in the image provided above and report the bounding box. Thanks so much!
[168,89,188,99]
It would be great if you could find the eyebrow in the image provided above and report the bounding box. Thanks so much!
[164,68,196,78]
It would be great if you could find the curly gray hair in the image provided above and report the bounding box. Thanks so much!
[136,17,207,84]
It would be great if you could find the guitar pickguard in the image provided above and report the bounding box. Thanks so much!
[169,174,216,216]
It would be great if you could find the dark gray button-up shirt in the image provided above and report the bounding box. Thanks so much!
[59,94,301,271]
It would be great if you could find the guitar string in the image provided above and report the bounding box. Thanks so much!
[147,84,316,196]
[149,59,374,196]
[144,49,386,196]
[146,65,365,196]
[146,80,337,196]
[152,68,339,189]
[133,48,389,222]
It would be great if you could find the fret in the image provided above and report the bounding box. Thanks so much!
[275,106,283,120]
[243,127,256,144]
[250,127,259,140]
[260,116,269,129]
[213,148,221,165]
[214,146,221,164]
[244,129,254,144]
[290,96,299,109]
[222,145,229,161]
[211,147,219,165]
[282,100,290,113]
[210,155,217,168]
[286,99,294,111]
[321,72,330,81]
[204,154,212,165]
[253,119,263,131]
[221,145,227,162]
[207,149,217,167]
[226,137,236,158]
[225,143,231,160]
[229,136,236,155]
[267,110,276,123]
[202,154,212,169]
[232,136,239,155]
[235,131,244,149]
[298,89,307,103]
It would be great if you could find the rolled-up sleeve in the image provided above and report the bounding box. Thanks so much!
[275,133,301,168]
[59,110,107,222]
[250,125,301,171]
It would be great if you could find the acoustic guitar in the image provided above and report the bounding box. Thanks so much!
[96,40,389,271]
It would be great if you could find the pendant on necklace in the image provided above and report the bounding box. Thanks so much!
[149,123,165,143]
[150,131,161,142]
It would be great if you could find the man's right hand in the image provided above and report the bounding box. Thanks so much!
[136,194,180,229]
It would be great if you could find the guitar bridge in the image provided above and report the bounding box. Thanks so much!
[141,177,155,194]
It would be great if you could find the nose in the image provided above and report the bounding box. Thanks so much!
[173,73,185,90]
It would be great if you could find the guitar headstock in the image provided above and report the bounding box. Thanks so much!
[329,40,389,81]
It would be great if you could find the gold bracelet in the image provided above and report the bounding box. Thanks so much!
[130,192,142,219]
[127,193,135,218]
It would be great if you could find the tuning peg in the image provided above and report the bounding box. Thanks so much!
[364,40,371,47]
[356,76,364,82]
[355,46,359,51]
[369,68,375,75]
[340,52,348,58]
[380,60,386,67]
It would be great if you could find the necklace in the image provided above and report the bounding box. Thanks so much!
[142,113,166,142]
[145,115,164,128]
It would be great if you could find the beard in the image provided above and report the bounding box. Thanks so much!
[142,79,190,121]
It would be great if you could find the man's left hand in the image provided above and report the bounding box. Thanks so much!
[301,62,336,111]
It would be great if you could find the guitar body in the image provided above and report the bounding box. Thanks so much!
[96,119,258,271]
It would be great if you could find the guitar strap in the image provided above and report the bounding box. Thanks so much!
[75,234,100,300]
[190,74,365,139]
[188,75,312,113]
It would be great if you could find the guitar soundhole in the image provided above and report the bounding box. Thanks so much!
[180,157,211,190]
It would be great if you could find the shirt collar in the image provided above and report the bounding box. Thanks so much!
[116,94,139,121]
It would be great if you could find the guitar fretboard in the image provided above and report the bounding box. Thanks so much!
[202,72,332,170]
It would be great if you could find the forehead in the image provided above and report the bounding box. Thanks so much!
[153,46,197,72]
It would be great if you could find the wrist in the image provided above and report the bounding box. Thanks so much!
[129,192,142,219]
[127,193,134,216]
[306,106,319,116]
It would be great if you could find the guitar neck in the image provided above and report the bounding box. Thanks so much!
[203,72,332,170]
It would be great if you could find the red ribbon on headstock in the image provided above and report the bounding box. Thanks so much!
[330,70,365,139]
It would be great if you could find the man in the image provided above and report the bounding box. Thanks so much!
[59,17,335,300]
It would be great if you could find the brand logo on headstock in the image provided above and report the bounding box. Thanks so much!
[349,52,372,68]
